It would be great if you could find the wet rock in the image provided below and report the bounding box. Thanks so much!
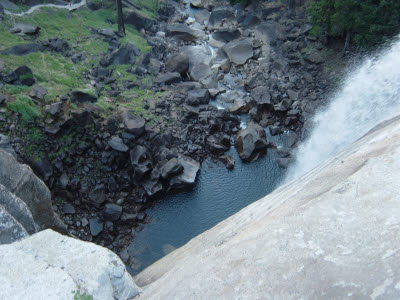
[234,123,268,162]
[190,0,211,9]
[212,29,241,43]
[29,85,47,100]
[167,24,204,41]
[219,154,235,170]
[222,39,253,65]
[275,157,294,169]
[130,145,153,180]
[102,203,122,222]
[169,155,200,190]
[230,97,252,114]
[160,158,184,180]
[10,23,39,36]
[286,130,299,148]
[89,218,103,236]
[121,111,145,136]
[269,125,280,136]
[1,43,39,56]
[108,136,128,152]
[165,52,189,75]
[276,148,291,158]
[142,178,163,197]
[154,72,181,85]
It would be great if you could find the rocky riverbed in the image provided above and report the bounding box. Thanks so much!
[0,0,339,264]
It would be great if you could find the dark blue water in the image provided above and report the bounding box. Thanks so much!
[127,133,287,275]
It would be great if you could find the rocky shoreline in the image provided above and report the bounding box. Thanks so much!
[0,0,338,266]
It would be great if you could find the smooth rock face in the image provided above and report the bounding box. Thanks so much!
[222,39,254,65]
[0,149,66,233]
[0,229,141,299]
[136,115,400,299]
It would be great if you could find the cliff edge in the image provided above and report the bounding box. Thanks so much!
[135,114,400,299]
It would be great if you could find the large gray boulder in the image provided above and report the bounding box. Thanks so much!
[222,39,253,65]
[1,43,39,56]
[208,8,235,30]
[169,155,200,190]
[234,123,268,162]
[9,23,40,36]
[166,24,205,41]
[135,114,400,299]
[0,149,66,233]
[0,229,141,299]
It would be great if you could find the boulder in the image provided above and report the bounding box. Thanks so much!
[29,85,47,100]
[1,43,39,56]
[154,72,181,85]
[255,22,285,45]
[0,204,29,245]
[45,102,63,116]
[165,52,189,75]
[234,123,268,162]
[108,43,140,65]
[304,52,325,64]
[194,9,210,25]
[121,111,145,136]
[241,14,260,28]
[206,134,230,156]
[70,89,97,103]
[125,10,156,31]
[130,145,153,180]
[208,9,235,30]
[0,149,66,233]
[219,154,235,170]
[102,203,123,222]
[190,0,211,9]
[98,28,116,38]
[166,24,204,41]
[222,39,253,65]
[169,155,200,190]
[188,89,210,105]
[230,97,252,114]
[14,65,35,86]
[0,134,16,157]
[212,29,241,43]
[9,23,40,36]
[108,136,129,152]
[160,158,184,180]
[0,229,141,299]
[251,86,273,109]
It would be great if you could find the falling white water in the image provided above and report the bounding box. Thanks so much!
[287,37,400,181]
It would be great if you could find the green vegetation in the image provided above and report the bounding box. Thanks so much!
[73,289,93,300]
[7,95,42,121]
[308,0,400,48]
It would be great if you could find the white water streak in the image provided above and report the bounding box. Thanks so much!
[287,37,400,181]
[4,0,86,17]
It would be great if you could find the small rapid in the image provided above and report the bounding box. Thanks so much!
[287,37,400,181]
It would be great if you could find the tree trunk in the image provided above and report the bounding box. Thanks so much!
[116,0,125,35]
[288,0,296,9]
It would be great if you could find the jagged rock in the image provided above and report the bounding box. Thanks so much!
[234,123,268,162]
[9,23,39,36]
[1,43,39,56]
[219,154,235,170]
[241,14,260,28]
[160,158,184,180]
[42,38,70,53]
[188,89,210,105]
[130,145,153,180]
[208,8,235,30]
[142,178,163,197]
[88,184,106,208]
[45,102,63,116]
[169,155,200,190]
[62,203,75,214]
[108,136,128,152]
[212,29,241,43]
[286,130,299,148]
[0,229,141,298]
[166,24,204,41]
[255,22,285,45]
[102,203,122,222]
[29,85,47,100]
[0,205,29,245]
[70,89,97,103]
[0,149,66,233]
[165,52,189,75]
[121,111,145,136]
[251,86,273,109]
[154,72,181,85]
[230,97,252,114]
[206,134,230,156]
[222,39,253,65]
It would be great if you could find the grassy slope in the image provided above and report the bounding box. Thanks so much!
[0,5,157,121]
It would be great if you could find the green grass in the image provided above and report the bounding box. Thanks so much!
[7,95,42,121]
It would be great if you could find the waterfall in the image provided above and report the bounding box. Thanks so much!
[287,37,400,181]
